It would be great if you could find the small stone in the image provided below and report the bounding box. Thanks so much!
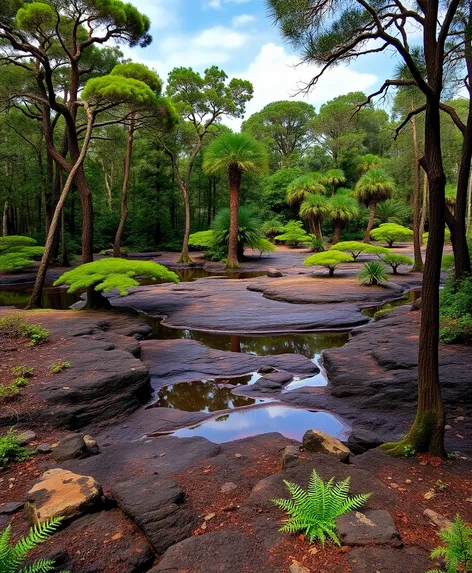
[405,479,412,484]
[36,443,52,454]
[52,434,88,463]
[266,269,283,278]
[424,490,435,500]
[455,416,465,422]
[445,425,452,430]
[219,482,237,494]
[204,513,216,521]
[257,366,276,374]
[0,502,24,515]
[302,430,350,462]
[18,431,36,446]
[234,453,242,458]
[390,483,399,489]
[424,509,452,531]
[83,435,100,456]
[281,445,302,470]
[289,560,310,573]
[200,521,207,530]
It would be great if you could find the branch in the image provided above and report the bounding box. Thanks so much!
[439,102,467,134]
[394,104,427,138]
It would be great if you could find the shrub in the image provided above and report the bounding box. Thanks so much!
[188,230,216,249]
[381,253,413,274]
[363,245,390,256]
[273,468,370,546]
[306,235,324,252]
[50,361,71,374]
[440,274,472,344]
[358,261,389,285]
[0,236,37,252]
[261,218,285,241]
[212,206,262,251]
[427,514,472,573]
[330,241,369,260]
[275,221,311,247]
[374,199,412,226]
[304,251,354,277]
[0,516,67,573]
[254,237,276,256]
[0,428,31,469]
[370,223,413,247]
[0,315,49,346]
[0,236,44,272]
[11,366,34,378]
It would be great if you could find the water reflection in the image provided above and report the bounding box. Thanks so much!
[0,285,80,310]
[171,405,350,443]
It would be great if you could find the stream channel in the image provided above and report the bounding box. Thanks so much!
[0,269,419,444]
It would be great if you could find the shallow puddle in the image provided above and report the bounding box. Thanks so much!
[171,405,350,443]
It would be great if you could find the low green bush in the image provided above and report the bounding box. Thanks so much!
[381,253,413,274]
[330,241,368,260]
[0,428,31,469]
[275,221,311,247]
[11,365,34,378]
[370,223,413,247]
[304,251,354,277]
[358,261,389,285]
[440,274,472,344]
[0,314,49,346]
[0,236,44,272]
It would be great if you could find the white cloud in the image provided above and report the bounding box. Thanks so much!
[127,0,180,30]
[232,14,255,27]
[194,26,248,49]
[225,43,378,130]
[206,0,251,8]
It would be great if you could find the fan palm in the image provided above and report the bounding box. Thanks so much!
[358,153,382,174]
[324,168,346,195]
[212,206,262,260]
[355,169,396,242]
[300,194,329,241]
[287,173,326,205]
[203,132,269,269]
[327,194,359,244]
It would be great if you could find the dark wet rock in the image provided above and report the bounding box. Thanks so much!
[52,434,89,462]
[111,475,195,555]
[255,370,293,391]
[348,430,384,455]
[302,429,350,462]
[258,366,276,374]
[281,445,302,470]
[323,307,472,455]
[337,509,402,547]
[40,509,154,573]
[149,531,277,573]
[0,501,23,515]
[141,338,317,388]
[246,455,396,514]
[64,436,221,485]
[18,430,36,446]
[109,278,370,332]
[36,443,52,454]
[346,546,430,573]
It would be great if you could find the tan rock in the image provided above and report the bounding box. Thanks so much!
[302,430,350,461]
[26,468,102,525]
[424,509,452,531]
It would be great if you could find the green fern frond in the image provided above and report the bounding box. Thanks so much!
[272,467,370,548]
[428,514,472,573]
[19,559,57,573]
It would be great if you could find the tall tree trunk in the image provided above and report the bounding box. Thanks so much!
[178,187,192,263]
[411,113,424,271]
[28,106,94,309]
[420,172,428,241]
[467,170,472,236]
[333,221,342,244]
[227,165,242,270]
[60,203,70,267]
[2,200,7,236]
[114,113,135,257]
[364,201,377,242]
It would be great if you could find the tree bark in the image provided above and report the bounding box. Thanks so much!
[411,113,424,271]
[28,105,94,309]
[333,221,342,244]
[467,170,472,236]
[114,113,135,257]
[420,171,428,242]
[2,200,7,236]
[227,165,242,270]
[364,201,377,242]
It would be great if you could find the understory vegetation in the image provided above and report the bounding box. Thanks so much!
[427,514,472,573]
[440,275,472,344]
[0,315,49,346]
[0,429,31,470]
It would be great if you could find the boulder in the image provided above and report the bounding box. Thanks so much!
[36,443,52,454]
[266,269,283,278]
[336,510,401,547]
[302,430,350,462]
[111,475,195,555]
[281,445,302,470]
[52,435,88,462]
[26,469,102,524]
[348,430,384,455]
[424,509,453,531]
[18,430,36,446]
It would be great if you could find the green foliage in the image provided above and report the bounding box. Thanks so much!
[203,132,269,176]
[110,62,162,93]
[54,259,179,296]
[330,241,368,260]
[304,251,354,276]
[381,253,413,274]
[370,223,413,246]
[11,366,34,378]
[427,515,472,573]
[306,235,325,252]
[188,230,216,249]
[327,193,359,224]
[0,314,49,346]
[50,361,71,374]
[287,173,326,205]
[374,199,412,226]
[402,444,416,458]
[423,228,451,245]
[273,468,370,546]
[363,245,390,256]
[300,194,329,221]
[83,75,157,107]
[357,261,389,285]
[0,236,37,252]
[254,237,277,255]
[442,254,455,271]
[0,428,30,469]
[15,2,54,31]
[440,275,472,344]
[212,207,262,250]
[355,169,395,206]
[275,221,311,247]
[0,516,67,573]
[0,236,44,272]
[261,218,285,240]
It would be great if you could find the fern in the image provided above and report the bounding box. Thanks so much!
[0,517,69,573]
[273,468,371,546]
[427,514,472,573]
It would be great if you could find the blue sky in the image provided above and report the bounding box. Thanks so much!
[123,0,402,128]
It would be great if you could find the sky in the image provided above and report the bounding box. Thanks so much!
[121,0,403,129]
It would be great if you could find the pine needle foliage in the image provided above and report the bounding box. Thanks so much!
[427,514,472,573]
[273,469,370,546]
[54,259,179,296]
[0,517,68,573]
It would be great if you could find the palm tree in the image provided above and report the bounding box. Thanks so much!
[286,173,326,205]
[324,168,346,195]
[300,193,329,241]
[358,153,382,175]
[327,193,359,244]
[355,169,396,242]
[203,132,269,269]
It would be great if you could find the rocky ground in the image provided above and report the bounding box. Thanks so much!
[1,244,471,573]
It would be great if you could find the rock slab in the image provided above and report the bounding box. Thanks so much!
[347,547,430,573]
[337,510,402,547]
[26,469,102,524]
